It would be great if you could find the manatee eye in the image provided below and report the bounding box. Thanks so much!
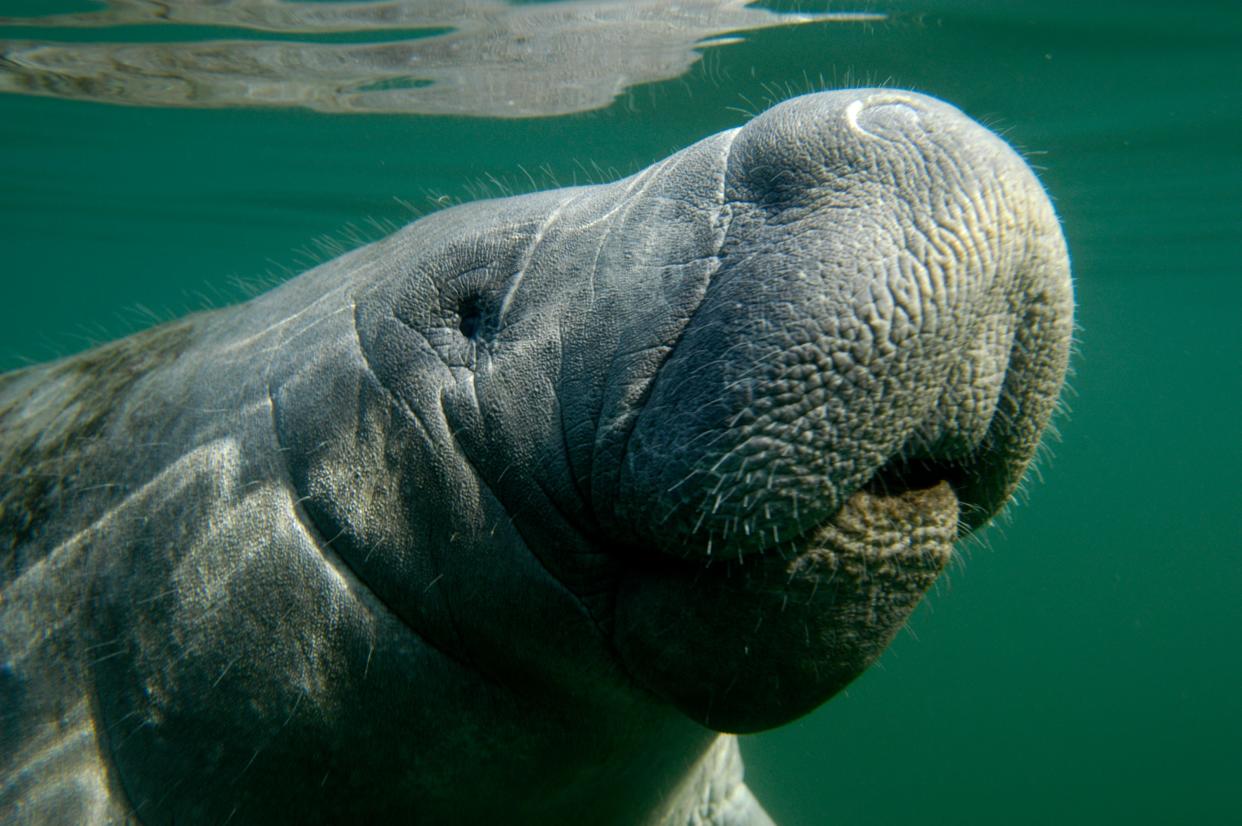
[457,296,484,339]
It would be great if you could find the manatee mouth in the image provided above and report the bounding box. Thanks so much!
[608,348,1050,733]
[612,468,959,733]
[865,454,953,498]
[863,455,972,530]
[608,408,1050,733]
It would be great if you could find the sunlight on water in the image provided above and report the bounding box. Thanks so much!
[0,0,880,116]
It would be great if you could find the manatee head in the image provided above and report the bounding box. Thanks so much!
[348,89,1072,736]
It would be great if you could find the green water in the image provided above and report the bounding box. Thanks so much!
[2,1,1239,824]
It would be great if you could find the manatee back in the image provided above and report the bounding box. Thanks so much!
[0,319,201,579]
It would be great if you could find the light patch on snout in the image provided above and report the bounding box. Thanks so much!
[845,93,922,140]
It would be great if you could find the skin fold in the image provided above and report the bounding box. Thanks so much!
[0,89,1072,825]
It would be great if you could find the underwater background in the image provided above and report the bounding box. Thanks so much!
[1,1,1238,824]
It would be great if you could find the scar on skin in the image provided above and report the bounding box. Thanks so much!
[845,95,922,139]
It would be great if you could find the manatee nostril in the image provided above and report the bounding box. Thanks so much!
[457,297,484,339]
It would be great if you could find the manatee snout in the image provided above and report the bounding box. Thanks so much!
[608,90,1073,731]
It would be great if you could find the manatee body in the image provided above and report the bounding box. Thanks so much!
[0,90,1072,825]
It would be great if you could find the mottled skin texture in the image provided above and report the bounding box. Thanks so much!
[0,90,1072,825]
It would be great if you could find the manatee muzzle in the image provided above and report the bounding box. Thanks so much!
[606,89,1072,732]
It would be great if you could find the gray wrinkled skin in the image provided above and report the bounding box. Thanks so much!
[0,90,1072,825]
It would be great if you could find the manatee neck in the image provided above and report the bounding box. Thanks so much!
[0,246,730,825]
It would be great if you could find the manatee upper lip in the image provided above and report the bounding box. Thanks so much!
[634,424,1007,570]
[634,411,1006,565]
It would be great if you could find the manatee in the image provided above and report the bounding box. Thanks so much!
[0,89,1072,825]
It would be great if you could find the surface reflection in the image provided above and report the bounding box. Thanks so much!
[0,0,880,117]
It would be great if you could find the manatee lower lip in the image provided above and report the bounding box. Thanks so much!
[613,480,958,732]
